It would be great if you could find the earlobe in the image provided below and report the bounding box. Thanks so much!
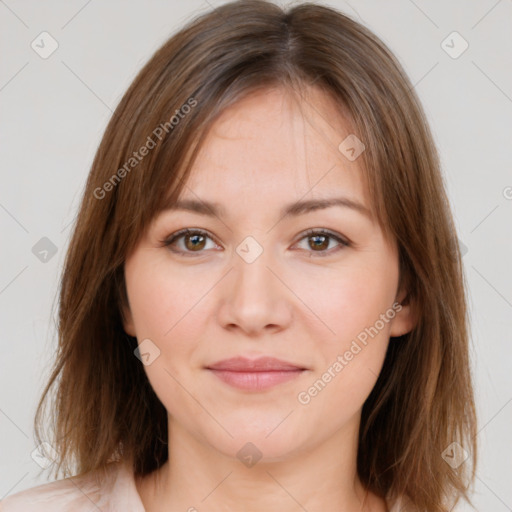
[389,291,418,338]
[121,304,136,337]
[389,303,416,337]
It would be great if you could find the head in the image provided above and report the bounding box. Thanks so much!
[121,82,415,481]
[34,1,477,511]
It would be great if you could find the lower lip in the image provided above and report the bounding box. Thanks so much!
[207,369,305,391]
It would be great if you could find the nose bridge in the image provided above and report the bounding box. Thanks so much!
[218,236,292,333]
[233,237,280,301]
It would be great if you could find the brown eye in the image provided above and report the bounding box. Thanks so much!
[296,229,350,256]
[184,232,207,251]
[161,228,349,258]
[308,234,330,251]
[162,229,218,256]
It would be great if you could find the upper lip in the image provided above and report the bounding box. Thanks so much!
[206,356,307,372]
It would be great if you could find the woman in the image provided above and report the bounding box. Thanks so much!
[0,1,477,511]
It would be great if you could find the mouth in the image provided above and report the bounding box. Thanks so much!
[205,356,308,391]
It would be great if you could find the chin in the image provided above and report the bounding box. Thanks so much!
[202,413,310,461]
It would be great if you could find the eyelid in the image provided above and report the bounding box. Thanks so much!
[298,228,350,247]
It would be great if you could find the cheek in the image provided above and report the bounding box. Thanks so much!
[297,261,398,345]
[124,260,206,415]
[125,256,204,338]
[293,258,398,408]
[297,277,395,419]
[125,257,211,384]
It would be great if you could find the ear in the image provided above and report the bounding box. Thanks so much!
[121,301,136,337]
[389,286,418,337]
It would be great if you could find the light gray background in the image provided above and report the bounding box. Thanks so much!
[1,0,511,510]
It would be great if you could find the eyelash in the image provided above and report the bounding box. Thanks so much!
[159,228,350,258]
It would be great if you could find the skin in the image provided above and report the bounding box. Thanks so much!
[123,86,416,512]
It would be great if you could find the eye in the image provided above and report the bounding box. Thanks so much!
[160,228,220,256]
[160,228,350,257]
[294,229,350,256]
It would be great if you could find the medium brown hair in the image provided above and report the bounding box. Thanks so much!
[34,1,478,510]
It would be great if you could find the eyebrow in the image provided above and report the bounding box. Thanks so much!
[160,196,372,220]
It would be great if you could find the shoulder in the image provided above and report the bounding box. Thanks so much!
[0,461,144,512]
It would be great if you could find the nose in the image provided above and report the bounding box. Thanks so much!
[216,245,293,337]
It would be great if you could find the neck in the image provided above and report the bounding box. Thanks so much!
[136,413,388,512]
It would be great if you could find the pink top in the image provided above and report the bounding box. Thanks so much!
[0,461,403,511]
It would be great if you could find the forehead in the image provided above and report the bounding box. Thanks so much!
[177,86,370,215]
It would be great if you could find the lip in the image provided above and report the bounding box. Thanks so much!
[206,356,307,391]
[207,356,307,372]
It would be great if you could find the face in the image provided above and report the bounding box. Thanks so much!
[123,86,415,461]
